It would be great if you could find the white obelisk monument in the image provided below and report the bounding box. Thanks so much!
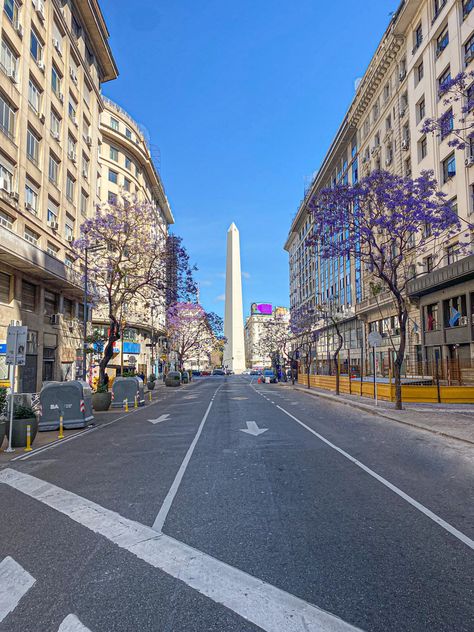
[223,223,246,373]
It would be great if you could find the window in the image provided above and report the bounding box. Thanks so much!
[108,169,118,184]
[49,153,59,184]
[108,191,117,204]
[464,0,474,19]
[27,128,39,165]
[125,127,132,139]
[82,153,89,178]
[438,67,451,96]
[63,297,74,318]
[426,304,439,331]
[0,158,14,190]
[30,28,42,63]
[0,210,14,230]
[47,200,58,224]
[82,118,90,142]
[0,94,15,139]
[65,254,74,268]
[440,108,454,139]
[83,84,91,108]
[22,280,37,310]
[416,60,424,83]
[419,136,428,161]
[1,38,18,80]
[44,291,58,315]
[4,0,19,23]
[66,173,75,201]
[25,182,38,214]
[52,22,63,55]
[443,295,467,327]
[80,190,88,216]
[417,97,426,123]
[71,15,81,40]
[442,153,456,182]
[51,65,61,96]
[465,33,474,65]
[85,44,94,66]
[449,196,458,216]
[68,97,77,124]
[67,135,77,160]
[434,0,447,19]
[123,177,131,192]
[50,109,61,139]
[0,271,11,303]
[47,242,59,258]
[110,145,119,161]
[446,244,459,265]
[110,117,119,131]
[436,27,449,57]
[425,255,434,273]
[414,23,423,51]
[24,227,39,247]
[28,79,41,114]
[125,156,132,170]
[65,221,74,241]
[383,83,390,102]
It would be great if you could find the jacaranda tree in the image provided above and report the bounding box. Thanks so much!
[74,193,196,386]
[307,169,462,409]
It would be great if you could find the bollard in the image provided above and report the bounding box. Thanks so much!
[124,398,128,412]
[58,415,64,439]
[148,391,152,403]
[134,394,138,409]
[24,424,32,452]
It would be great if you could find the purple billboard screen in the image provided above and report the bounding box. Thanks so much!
[251,303,272,315]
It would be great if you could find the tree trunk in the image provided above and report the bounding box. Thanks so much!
[333,325,343,396]
[394,312,407,410]
[99,314,120,386]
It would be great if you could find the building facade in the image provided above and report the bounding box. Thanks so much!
[0,0,117,391]
[285,0,474,376]
[92,97,174,380]
[244,305,289,369]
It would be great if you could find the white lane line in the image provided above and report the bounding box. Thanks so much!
[58,614,92,631]
[276,405,474,551]
[152,386,222,532]
[0,469,363,632]
[0,556,35,623]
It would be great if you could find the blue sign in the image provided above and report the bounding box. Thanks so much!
[0,344,6,354]
[123,342,140,354]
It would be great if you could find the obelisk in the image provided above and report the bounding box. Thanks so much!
[223,223,246,373]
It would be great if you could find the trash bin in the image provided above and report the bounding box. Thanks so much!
[38,380,94,431]
[111,376,145,408]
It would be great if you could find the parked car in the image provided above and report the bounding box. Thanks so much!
[201,370,211,376]
[250,370,259,376]
[262,369,278,383]
[212,368,225,376]
[165,371,182,387]
[192,370,201,377]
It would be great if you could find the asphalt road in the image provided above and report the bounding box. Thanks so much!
[0,376,472,632]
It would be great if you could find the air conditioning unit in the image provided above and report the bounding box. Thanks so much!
[58,92,64,103]
[14,22,23,37]
[0,177,11,193]
[465,156,474,167]
[399,69,406,81]
[36,0,45,21]
[82,169,88,178]
[53,38,61,53]
[385,158,393,167]
[39,113,45,124]
[50,313,61,325]
[401,139,410,150]
[37,60,45,71]
[51,130,60,141]
[25,202,34,212]
[459,316,468,326]
[48,220,59,230]
[6,68,17,82]
[86,135,92,146]
[68,151,77,163]
[66,235,74,242]
[72,117,78,127]
[9,191,19,202]
[69,68,78,84]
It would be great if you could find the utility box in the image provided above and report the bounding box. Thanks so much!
[111,376,145,408]
[39,380,94,431]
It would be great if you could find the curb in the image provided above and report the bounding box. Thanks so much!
[281,384,474,446]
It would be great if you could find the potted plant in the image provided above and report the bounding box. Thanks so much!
[0,387,7,450]
[147,374,156,390]
[5,404,38,449]
[92,382,112,411]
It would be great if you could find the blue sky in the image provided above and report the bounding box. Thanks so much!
[100,0,397,318]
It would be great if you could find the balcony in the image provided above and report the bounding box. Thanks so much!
[408,255,474,297]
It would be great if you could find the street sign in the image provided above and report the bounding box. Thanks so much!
[6,326,28,366]
[368,331,383,347]
[127,355,137,365]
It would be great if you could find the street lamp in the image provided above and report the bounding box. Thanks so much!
[83,243,105,381]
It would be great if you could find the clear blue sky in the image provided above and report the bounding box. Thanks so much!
[100,0,397,318]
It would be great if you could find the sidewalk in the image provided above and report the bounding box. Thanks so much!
[281,383,474,445]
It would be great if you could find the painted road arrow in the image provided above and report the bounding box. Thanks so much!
[240,421,268,436]
[148,414,170,425]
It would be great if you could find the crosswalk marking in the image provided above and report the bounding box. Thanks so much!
[0,556,35,623]
[58,614,92,631]
[0,468,364,632]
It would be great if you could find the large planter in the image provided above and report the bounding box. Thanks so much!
[5,417,38,448]
[92,391,112,411]
[0,420,5,450]
[147,382,155,390]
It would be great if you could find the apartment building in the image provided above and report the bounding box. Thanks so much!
[0,0,117,391]
[244,305,289,369]
[285,0,474,375]
[93,97,174,379]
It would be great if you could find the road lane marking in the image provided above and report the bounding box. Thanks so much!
[276,405,474,551]
[0,469,364,632]
[148,414,170,425]
[152,386,222,532]
[58,614,92,631]
[240,421,268,436]
[0,556,35,623]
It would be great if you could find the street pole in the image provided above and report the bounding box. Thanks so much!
[373,346,378,406]
[5,330,18,453]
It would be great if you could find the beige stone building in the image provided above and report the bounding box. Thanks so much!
[244,305,289,369]
[92,97,174,379]
[285,0,474,376]
[0,0,117,391]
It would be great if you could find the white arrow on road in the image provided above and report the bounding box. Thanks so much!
[148,414,170,425]
[240,421,268,436]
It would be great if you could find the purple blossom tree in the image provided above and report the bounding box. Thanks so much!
[74,194,196,386]
[166,302,224,371]
[422,70,474,150]
[307,169,464,409]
